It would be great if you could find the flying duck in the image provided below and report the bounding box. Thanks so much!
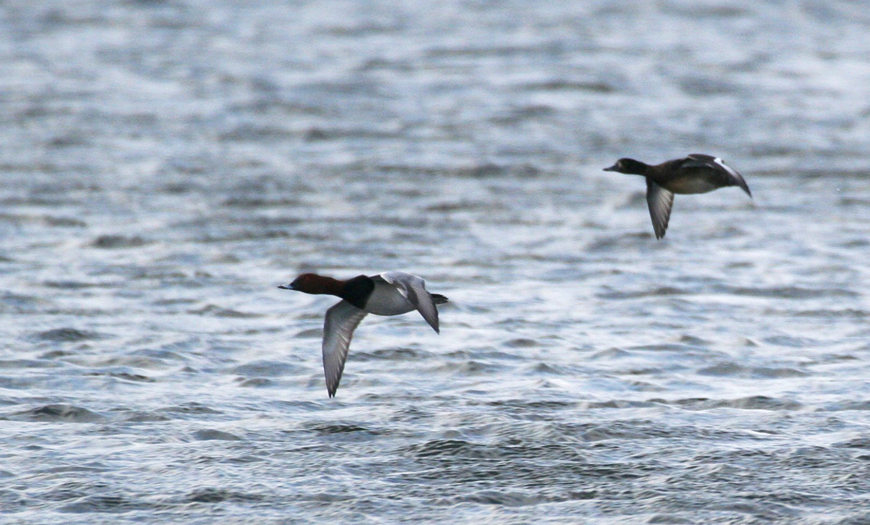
[279,271,447,397]
[604,154,752,239]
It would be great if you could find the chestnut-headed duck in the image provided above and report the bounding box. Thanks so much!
[279,271,447,397]
[604,154,752,239]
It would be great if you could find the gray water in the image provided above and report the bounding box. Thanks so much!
[3,0,870,522]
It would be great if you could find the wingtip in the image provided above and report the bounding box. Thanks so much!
[326,372,339,398]
[431,293,449,305]
[327,379,339,397]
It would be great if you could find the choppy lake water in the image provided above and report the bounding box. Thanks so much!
[3,0,870,522]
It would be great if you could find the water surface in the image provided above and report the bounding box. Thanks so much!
[2,0,870,522]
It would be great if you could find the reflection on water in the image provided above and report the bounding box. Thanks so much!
[2,0,870,522]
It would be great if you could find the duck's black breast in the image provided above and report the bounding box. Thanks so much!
[340,275,375,309]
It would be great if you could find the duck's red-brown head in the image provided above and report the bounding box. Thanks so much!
[278,273,343,295]
[279,273,375,309]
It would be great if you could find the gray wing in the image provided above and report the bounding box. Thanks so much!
[322,300,368,397]
[646,179,675,240]
[377,271,440,333]
[685,154,752,197]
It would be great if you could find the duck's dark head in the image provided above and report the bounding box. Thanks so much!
[604,158,648,175]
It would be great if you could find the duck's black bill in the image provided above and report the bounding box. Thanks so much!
[277,284,295,290]
[603,164,618,172]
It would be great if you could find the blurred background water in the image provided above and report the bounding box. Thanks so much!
[2,0,870,522]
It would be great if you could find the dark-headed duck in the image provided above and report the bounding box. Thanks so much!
[279,271,447,397]
[604,154,752,239]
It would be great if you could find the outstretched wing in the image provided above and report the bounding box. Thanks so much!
[684,154,752,197]
[322,300,368,397]
[646,179,675,240]
[376,271,440,333]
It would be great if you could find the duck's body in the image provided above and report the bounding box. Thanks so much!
[364,277,427,316]
[604,154,751,239]
[279,271,447,397]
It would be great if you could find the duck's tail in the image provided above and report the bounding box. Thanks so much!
[430,293,449,305]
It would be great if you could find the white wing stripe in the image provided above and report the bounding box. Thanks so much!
[322,301,368,397]
[377,271,440,333]
[713,157,740,179]
[646,179,675,240]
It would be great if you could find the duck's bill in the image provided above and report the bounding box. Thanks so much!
[603,164,618,171]
[277,284,295,290]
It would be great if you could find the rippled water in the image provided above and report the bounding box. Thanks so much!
[3,0,870,522]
